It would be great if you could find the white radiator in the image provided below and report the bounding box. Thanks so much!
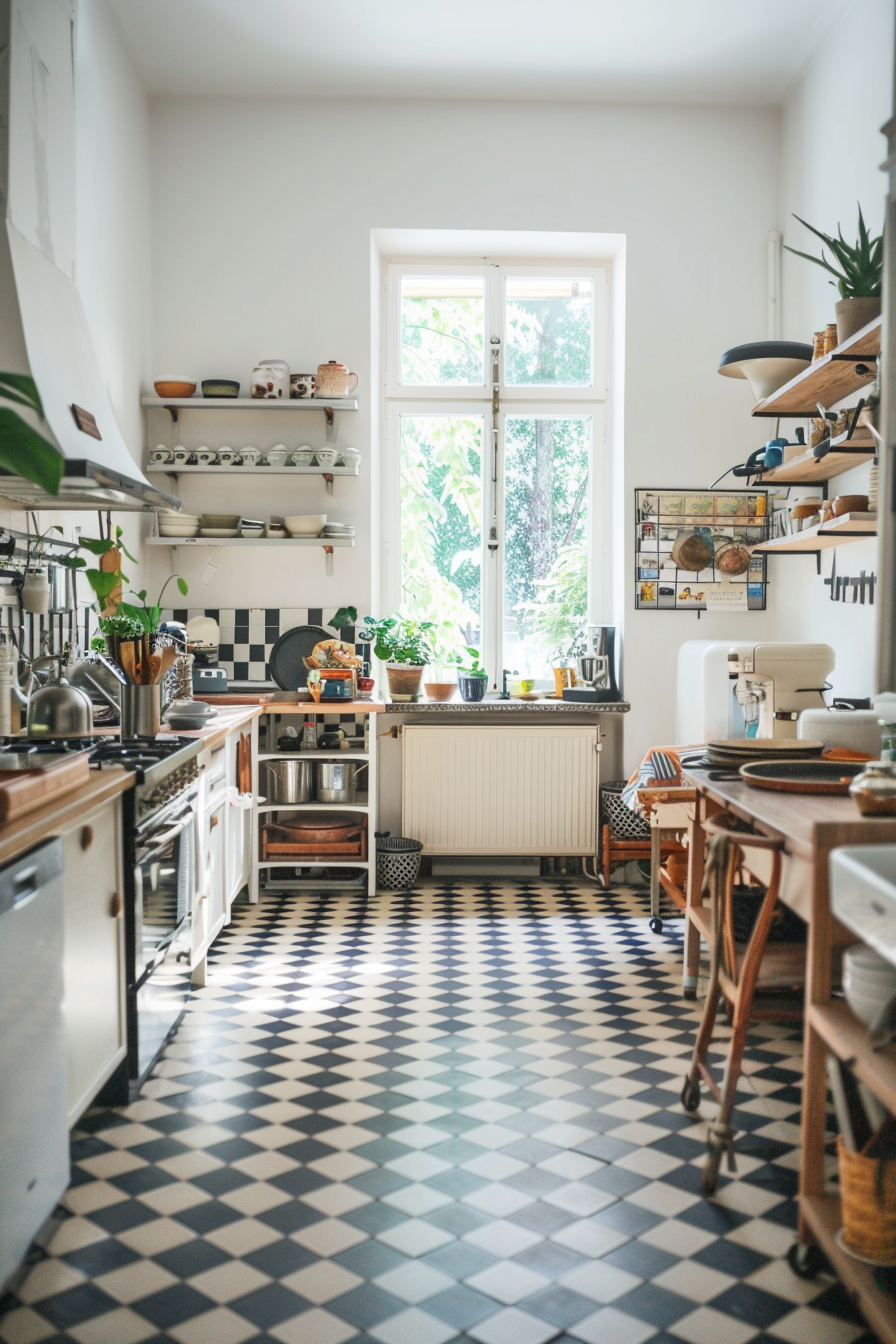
[401,725,600,855]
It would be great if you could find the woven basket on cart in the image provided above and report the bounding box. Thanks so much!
[601,780,651,840]
[376,832,423,891]
[838,1125,896,1263]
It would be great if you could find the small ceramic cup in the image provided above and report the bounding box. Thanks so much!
[150,446,171,464]
[267,445,288,468]
[172,446,189,466]
[195,448,216,466]
[315,448,338,468]
[217,447,237,465]
[240,448,260,466]
[289,373,316,399]
[291,447,315,466]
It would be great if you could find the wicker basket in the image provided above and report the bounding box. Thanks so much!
[601,780,651,840]
[838,1129,896,1262]
[376,833,423,891]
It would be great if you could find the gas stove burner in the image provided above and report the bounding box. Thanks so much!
[0,736,103,756]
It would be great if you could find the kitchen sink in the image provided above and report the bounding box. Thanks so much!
[831,845,896,966]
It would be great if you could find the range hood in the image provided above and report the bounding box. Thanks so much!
[0,0,178,514]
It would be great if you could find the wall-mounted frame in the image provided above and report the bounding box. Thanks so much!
[635,488,769,613]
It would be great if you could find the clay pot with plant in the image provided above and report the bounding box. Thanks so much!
[784,206,883,343]
[358,615,434,700]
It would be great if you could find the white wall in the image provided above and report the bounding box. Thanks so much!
[0,0,151,574]
[149,97,780,764]
[775,0,894,701]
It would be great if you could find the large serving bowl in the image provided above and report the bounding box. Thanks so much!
[284,514,327,537]
[843,944,896,1025]
[153,377,196,398]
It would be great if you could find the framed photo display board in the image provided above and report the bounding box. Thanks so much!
[635,489,769,612]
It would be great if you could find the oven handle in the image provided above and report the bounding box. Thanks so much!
[136,809,196,864]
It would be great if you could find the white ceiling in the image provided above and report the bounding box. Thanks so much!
[106,0,851,105]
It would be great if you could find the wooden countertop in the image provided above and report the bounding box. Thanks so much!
[162,704,263,751]
[684,766,896,859]
[0,767,133,868]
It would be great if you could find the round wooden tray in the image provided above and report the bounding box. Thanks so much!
[739,759,865,795]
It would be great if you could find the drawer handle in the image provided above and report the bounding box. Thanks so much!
[80,826,93,852]
[209,814,219,829]
[110,891,122,919]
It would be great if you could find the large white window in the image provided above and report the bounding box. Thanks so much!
[384,262,607,684]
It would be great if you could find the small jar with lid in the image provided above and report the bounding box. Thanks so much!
[812,330,826,362]
[850,761,896,816]
[823,323,839,355]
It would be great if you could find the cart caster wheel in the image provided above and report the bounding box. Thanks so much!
[681,1077,701,1113]
[787,1242,824,1279]
[649,916,663,934]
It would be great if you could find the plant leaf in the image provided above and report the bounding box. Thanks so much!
[0,373,44,417]
[176,577,188,596]
[86,571,120,600]
[0,408,64,495]
[79,536,116,555]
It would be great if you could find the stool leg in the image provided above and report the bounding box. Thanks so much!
[682,912,723,1115]
[649,826,663,933]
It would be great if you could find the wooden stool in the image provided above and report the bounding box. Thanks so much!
[680,814,804,1195]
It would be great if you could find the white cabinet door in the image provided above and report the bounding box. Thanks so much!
[62,799,126,1125]
[206,798,227,936]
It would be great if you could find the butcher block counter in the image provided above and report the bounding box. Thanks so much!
[0,767,133,868]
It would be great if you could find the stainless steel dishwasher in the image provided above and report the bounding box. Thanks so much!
[0,839,70,1291]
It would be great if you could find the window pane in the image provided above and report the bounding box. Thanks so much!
[400,415,483,658]
[504,277,593,387]
[503,416,591,681]
[401,276,486,385]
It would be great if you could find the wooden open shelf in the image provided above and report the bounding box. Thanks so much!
[809,999,896,1114]
[759,428,876,485]
[142,395,359,411]
[752,512,877,554]
[752,318,880,417]
[801,1193,896,1344]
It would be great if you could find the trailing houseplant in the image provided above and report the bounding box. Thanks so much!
[454,646,488,703]
[784,206,883,342]
[21,520,64,614]
[358,614,434,700]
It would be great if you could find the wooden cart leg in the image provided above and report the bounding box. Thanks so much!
[649,825,663,933]
[683,816,704,999]
[799,859,834,1242]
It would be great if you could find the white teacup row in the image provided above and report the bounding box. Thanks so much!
[149,444,359,469]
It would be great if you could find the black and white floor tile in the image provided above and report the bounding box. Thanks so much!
[0,886,872,1344]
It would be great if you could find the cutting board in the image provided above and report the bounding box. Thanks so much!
[194,693,273,705]
[0,753,92,822]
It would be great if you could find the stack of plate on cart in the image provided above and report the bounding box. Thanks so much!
[706,738,825,770]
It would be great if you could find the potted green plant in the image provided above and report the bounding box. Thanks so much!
[784,206,883,343]
[455,646,488,702]
[358,615,433,700]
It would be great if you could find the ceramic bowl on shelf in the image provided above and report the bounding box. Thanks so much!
[337,446,361,468]
[217,448,237,466]
[267,445,288,468]
[266,523,287,539]
[200,513,240,529]
[199,527,240,538]
[240,448,260,466]
[315,448,338,468]
[195,449,216,466]
[159,524,200,538]
[154,377,196,398]
[832,494,870,517]
[284,514,327,537]
[201,379,240,398]
[843,944,896,1025]
[291,447,315,466]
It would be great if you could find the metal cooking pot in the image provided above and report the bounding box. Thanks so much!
[317,761,368,804]
[260,757,315,804]
[27,678,93,737]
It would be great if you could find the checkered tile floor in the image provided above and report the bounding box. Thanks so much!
[0,886,873,1344]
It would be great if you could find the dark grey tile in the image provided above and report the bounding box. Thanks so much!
[327,1284,407,1327]
[522,1285,597,1328]
[424,1284,499,1329]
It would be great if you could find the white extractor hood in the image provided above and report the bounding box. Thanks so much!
[0,0,177,512]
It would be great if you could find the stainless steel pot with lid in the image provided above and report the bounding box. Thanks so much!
[317,761,368,804]
[259,758,315,804]
[27,678,93,737]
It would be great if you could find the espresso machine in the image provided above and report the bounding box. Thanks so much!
[563,625,621,703]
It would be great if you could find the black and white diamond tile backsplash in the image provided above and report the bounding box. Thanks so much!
[0,886,872,1344]
[165,608,358,685]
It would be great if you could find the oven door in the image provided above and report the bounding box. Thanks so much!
[133,798,197,986]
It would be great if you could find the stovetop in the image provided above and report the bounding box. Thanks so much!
[0,735,204,788]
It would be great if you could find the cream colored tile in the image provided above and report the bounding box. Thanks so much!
[118,1218,196,1256]
[281,1261,363,1304]
[187,1261,272,1303]
[0,1305,57,1343]
[167,1307,259,1344]
[136,1182,212,1215]
[94,1259,179,1304]
[68,1308,158,1344]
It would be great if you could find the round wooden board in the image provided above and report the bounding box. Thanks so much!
[739,759,865,795]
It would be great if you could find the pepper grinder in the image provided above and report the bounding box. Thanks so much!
[176,651,194,701]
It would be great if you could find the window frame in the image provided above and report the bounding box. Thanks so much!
[383,259,609,686]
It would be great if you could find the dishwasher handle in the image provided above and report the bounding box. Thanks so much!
[0,838,63,917]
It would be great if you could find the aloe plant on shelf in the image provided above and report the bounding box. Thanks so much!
[784,206,883,342]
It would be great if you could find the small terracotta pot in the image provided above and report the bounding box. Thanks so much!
[424,682,456,702]
[835,296,881,344]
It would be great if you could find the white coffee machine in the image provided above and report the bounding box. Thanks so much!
[677,641,836,743]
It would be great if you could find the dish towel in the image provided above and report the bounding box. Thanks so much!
[621,745,707,812]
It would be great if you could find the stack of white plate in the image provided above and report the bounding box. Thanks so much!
[322,522,355,538]
[843,944,896,1025]
[158,508,200,537]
